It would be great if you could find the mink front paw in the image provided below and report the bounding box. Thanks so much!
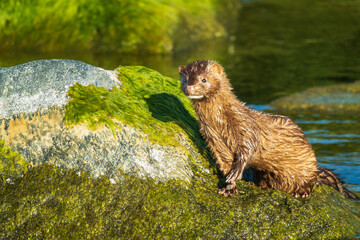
[218,181,238,197]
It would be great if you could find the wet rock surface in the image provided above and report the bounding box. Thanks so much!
[271,80,360,113]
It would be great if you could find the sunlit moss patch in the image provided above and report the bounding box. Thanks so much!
[65,65,205,151]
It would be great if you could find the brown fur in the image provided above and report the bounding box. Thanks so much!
[179,60,359,199]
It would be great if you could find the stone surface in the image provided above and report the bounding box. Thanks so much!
[0,59,119,119]
[0,59,204,183]
[0,109,196,183]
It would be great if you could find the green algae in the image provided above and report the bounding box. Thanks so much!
[0,0,240,54]
[1,165,359,239]
[65,66,206,152]
[0,140,29,181]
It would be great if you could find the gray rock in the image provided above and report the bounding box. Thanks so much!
[0,111,195,182]
[0,59,119,119]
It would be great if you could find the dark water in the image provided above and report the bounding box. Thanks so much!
[1,0,360,193]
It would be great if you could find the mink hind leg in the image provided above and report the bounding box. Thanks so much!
[256,170,314,198]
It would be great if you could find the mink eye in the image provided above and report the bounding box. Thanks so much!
[202,79,207,83]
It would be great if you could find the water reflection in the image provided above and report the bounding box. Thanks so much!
[229,0,360,104]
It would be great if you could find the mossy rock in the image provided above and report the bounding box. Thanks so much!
[1,165,360,239]
[1,60,360,239]
[0,60,209,183]
[271,80,360,113]
[0,0,240,54]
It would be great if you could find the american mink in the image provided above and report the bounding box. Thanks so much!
[179,60,359,199]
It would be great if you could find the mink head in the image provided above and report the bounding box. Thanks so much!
[178,60,229,100]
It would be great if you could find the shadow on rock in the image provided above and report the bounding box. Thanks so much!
[146,93,258,188]
[146,93,257,182]
[145,93,212,161]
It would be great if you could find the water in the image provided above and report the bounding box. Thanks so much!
[1,0,360,194]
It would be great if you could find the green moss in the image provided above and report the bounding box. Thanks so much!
[65,66,206,151]
[1,165,359,239]
[0,140,29,181]
[0,0,239,54]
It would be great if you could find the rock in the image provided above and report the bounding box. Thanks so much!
[0,59,206,183]
[0,59,119,119]
[0,59,359,239]
[271,80,360,113]
[1,165,360,239]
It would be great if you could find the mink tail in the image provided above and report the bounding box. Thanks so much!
[316,167,359,200]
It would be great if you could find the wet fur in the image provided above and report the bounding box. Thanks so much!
[179,60,359,199]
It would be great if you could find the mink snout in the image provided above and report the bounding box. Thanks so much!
[185,85,196,95]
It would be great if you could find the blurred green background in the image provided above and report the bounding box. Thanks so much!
[0,0,238,56]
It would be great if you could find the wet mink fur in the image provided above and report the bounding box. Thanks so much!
[178,60,359,199]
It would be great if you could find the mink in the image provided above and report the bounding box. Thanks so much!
[178,60,358,199]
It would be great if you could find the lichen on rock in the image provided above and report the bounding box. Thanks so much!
[0,139,29,181]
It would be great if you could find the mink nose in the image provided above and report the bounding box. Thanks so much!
[186,85,196,95]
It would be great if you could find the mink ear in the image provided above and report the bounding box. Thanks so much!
[178,65,186,74]
[212,63,223,75]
